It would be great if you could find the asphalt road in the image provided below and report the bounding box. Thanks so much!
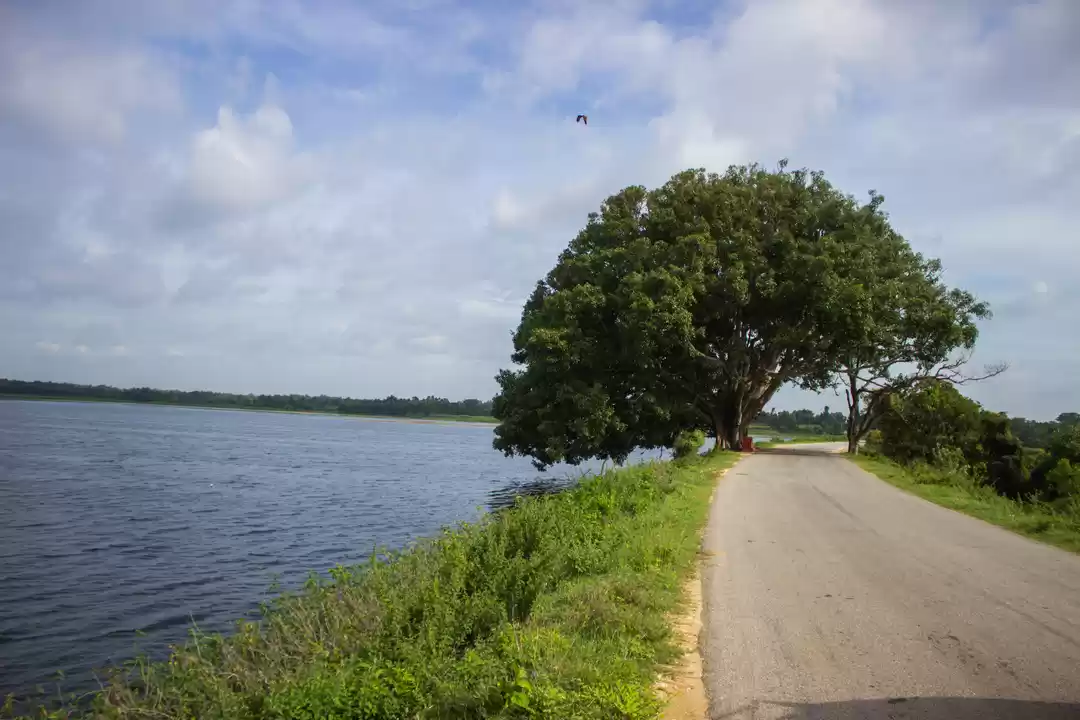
[701,444,1080,719]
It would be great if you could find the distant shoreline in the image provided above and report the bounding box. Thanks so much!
[0,395,498,426]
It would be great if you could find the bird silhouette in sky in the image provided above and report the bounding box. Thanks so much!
[576,114,588,125]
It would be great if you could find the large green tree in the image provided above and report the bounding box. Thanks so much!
[492,162,977,469]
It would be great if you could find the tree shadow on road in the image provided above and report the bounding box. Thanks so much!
[712,696,1080,719]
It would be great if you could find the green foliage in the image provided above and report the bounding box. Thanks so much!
[671,430,706,459]
[862,381,1080,549]
[1046,460,1080,503]
[1010,413,1080,449]
[0,378,494,421]
[6,453,740,720]
[825,191,992,453]
[876,380,983,465]
[754,407,847,435]
[494,161,928,467]
[874,381,1044,501]
[975,412,1026,498]
[1030,424,1080,502]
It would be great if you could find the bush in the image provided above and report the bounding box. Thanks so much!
[878,380,983,465]
[672,430,706,460]
[1030,425,1080,501]
[1047,459,1080,502]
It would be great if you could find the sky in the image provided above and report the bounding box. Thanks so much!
[0,0,1077,420]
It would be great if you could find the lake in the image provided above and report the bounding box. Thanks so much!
[0,400,658,703]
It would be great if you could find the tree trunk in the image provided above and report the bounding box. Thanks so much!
[844,370,860,455]
[714,400,742,450]
[713,417,729,451]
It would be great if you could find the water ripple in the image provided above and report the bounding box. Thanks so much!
[0,400,654,703]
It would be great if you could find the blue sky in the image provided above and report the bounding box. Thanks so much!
[1,0,1077,420]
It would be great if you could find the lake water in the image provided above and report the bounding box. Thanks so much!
[0,400,658,703]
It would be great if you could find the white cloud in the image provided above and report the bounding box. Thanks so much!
[188,104,316,214]
[459,298,522,321]
[0,34,179,145]
[410,334,448,351]
[0,0,1077,418]
[35,341,62,354]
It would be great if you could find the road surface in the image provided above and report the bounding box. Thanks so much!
[701,444,1080,719]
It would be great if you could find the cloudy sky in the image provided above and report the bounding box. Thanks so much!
[1,0,1077,419]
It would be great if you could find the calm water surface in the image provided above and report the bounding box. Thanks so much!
[0,400,651,701]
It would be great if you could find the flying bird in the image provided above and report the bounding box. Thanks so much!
[576,114,588,125]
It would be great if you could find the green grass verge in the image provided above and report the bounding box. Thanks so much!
[6,452,740,719]
[848,454,1080,554]
[0,396,496,424]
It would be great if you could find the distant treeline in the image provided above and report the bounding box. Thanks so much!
[754,407,847,436]
[753,407,1076,449]
[0,379,494,419]
[1009,414,1080,449]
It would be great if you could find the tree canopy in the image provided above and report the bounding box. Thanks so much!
[493,161,991,469]
[826,201,999,453]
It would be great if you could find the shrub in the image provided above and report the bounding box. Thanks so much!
[1047,459,1080,502]
[1030,425,1080,501]
[672,430,706,460]
[877,380,982,465]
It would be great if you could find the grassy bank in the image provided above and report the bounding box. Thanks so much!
[0,396,496,424]
[7,452,739,719]
[849,454,1080,554]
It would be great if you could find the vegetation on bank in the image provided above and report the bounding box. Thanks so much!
[850,379,1080,553]
[6,452,740,720]
[0,379,494,422]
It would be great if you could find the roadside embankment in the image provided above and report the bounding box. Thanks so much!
[6,452,738,719]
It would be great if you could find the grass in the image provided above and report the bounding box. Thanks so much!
[848,453,1080,554]
[6,451,740,719]
[0,396,496,424]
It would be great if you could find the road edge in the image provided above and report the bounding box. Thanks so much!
[657,459,744,719]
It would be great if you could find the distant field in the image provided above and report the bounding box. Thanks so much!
[755,435,846,448]
[748,424,844,440]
